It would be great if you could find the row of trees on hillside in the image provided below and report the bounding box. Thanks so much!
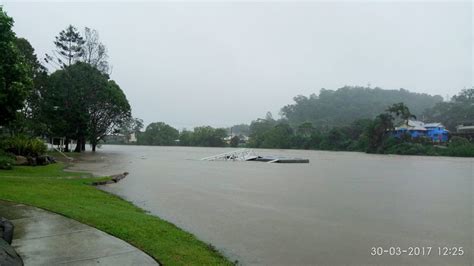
[246,93,474,156]
[0,7,131,152]
[281,86,443,127]
[424,89,474,131]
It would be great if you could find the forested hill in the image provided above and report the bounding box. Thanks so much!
[280,86,443,127]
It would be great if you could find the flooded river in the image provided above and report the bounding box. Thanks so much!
[69,145,473,265]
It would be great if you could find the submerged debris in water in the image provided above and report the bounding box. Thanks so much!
[201,149,309,163]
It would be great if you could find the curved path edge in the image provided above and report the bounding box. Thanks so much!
[0,200,159,265]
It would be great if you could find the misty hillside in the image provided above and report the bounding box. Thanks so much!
[280,86,443,127]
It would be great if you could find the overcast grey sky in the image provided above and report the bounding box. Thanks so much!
[2,1,472,129]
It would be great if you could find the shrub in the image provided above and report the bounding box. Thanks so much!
[383,142,432,155]
[0,150,14,170]
[449,136,470,148]
[441,144,474,157]
[1,136,47,157]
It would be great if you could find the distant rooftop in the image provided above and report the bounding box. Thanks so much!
[395,120,445,131]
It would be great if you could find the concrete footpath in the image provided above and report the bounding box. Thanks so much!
[0,200,158,265]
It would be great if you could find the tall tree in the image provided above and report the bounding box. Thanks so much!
[43,63,130,152]
[82,27,110,73]
[9,37,49,135]
[88,80,131,151]
[43,63,89,151]
[0,7,32,126]
[45,25,84,68]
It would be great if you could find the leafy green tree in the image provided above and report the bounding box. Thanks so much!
[8,37,49,135]
[15,37,47,78]
[88,80,131,151]
[307,131,323,149]
[261,123,293,149]
[178,129,193,146]
[192,126,227,147]
[43,63,130,152]
[141,122,179,146]
[366,113,394,152]
[321,128,351,150]
[343,119,373,151]
[0,8,32,126]
[347,119,372,140]
[248,117,276,147]
[42,66,83,151]
[386,102,416,125]
[290,122,314,149]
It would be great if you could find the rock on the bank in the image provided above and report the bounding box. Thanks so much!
[14,156,28,166]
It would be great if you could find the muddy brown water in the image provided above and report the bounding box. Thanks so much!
[68,145,473,265]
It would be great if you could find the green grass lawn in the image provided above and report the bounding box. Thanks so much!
[0,163,233,265]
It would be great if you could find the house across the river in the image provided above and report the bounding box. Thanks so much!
[391,120,449,143]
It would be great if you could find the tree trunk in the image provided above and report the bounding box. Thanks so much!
[64,138,70,152]
[92,143,96,152]
[81,140,86,151]
[74,138,82,153]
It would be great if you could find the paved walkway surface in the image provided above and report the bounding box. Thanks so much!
[0,200,158,265]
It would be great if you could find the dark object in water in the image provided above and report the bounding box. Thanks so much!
[92,172,129,185]
[201,149,309,163]
[247,156,309,163]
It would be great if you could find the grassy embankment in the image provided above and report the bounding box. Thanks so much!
[0,163,232,266]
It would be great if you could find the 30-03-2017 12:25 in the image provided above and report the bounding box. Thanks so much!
[370,246,464,256]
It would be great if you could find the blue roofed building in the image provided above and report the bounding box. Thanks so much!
[392,120,449,143]
[424,122,449,142]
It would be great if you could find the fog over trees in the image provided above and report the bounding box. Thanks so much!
[280,87,443,128]
[0,5,473,160]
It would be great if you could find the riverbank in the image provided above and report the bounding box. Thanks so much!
[0,163,232,265]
